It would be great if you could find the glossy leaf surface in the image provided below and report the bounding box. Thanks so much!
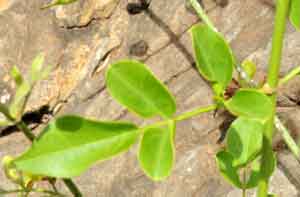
[225,89,272,121]
[106,60,176,119]
[191,24,234,89]
[15,116,139,178]
[139,121,175,181]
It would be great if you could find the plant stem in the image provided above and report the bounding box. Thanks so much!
[258,1,290,196]
[63,179,82,197]
[16,121,35,142]
[140,104,217,131]
[174,104,217,121]
[275,116,300,159]
[278,66,300,86]
[189,0,217,31]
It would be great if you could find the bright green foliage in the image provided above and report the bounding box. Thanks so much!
[10,66,24,87]
[9,54,52,119]
[9,79,31,119]
[225,89,272,121]
[0,103,12,126]
[14,116,139,178]
[260,145,276,179]
[226,117,264,167]
[106,60,176,119]
[30,54,45,83]
[29,54,53,84]
[290,0,300,30]
[41,0,78,9]
[241,60,256,79]
[139,121,175,181]
[216,150,242,188]
[246,159,261,189]
[191,24,234,89]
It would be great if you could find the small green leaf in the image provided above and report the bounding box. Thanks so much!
[191,24,234,89]
[14,116,139,178]
[106,60,176,119]
[138,121,175,181]
[30,53,45,84]
[10,66,24,87]
[9,81,31,119]
[290,0,300,30]
[216,150,242,188]
[241,60,256,79]
[41,0,78,9]
[225,89,272,121]
[227,117,263,167]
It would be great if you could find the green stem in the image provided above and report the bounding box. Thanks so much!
[16,121,35,142]
[140,104,217,131]
[174,104,217,121]
[189,0,217,31]
[258,1,290,196]
[278,66,300,86]
[275,116,300,159]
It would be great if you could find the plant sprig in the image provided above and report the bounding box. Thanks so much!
[1,0,300,196]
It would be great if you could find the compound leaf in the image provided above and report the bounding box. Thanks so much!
[106,60,176,119]
[14,115,139,178]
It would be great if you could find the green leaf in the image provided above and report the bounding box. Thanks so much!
[260,145,276,180]
[9,81,31,119]
[246,159,261,189]
[41,0,78,9]
[290,0,300,30]
[14,116,139,178]
[138,121,175,181]
[225,89,272,121]
[241,60,256,79]
[216,150,242,188]
[10,66,24,87]
[227,117,263,167]
[30,53,45,84]
[106,60,176,119]
[191,24,234,89]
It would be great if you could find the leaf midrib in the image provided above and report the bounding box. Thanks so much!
[16,129,138,162]
[111,69,168,118]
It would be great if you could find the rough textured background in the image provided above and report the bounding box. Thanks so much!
[0,0,300,196]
